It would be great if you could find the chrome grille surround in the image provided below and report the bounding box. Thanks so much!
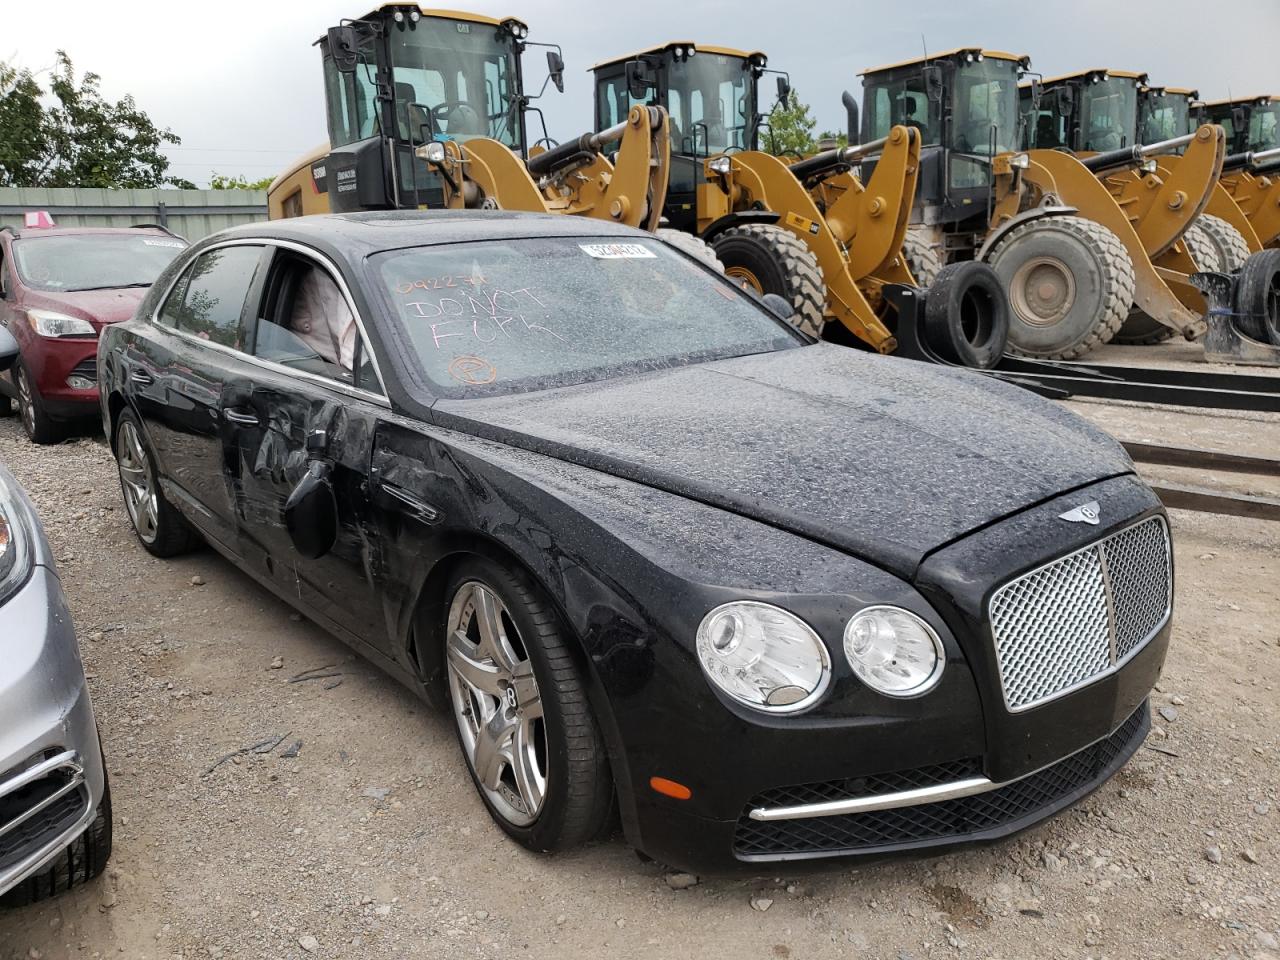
[989,516,1171,712]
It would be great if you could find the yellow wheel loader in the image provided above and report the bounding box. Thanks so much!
[267,5,679,243]
[845,48,1280,360]
[1201,96,1280,250]
[589,43,1011,368]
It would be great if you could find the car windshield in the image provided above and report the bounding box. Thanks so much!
[12,233,186,292]
[372,236,803,398]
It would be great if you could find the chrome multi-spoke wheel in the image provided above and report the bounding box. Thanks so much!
[116,419,159,544]
[16,367,35,438]
[446,580,548,827]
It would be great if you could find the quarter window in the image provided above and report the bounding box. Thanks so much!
[161,246,263,349]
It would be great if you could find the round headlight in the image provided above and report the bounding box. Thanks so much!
[843,606,944,696]
[695,602,831,713]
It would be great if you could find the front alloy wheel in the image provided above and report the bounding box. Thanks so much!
[447,580,548,826]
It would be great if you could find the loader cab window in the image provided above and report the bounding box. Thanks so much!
[324,48,381,147]
[1079,77,1138,151]
[666,54,755,156]
[1140,94,1191,144]
[387,19,523,150]
[1247,102,1280,151]
[952,59,1019,155]
[863,73,940,146]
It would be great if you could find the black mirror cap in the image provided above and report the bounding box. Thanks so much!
[284,461,339,560]
[0,325,17,373]
[547,50,566,94]
[327,25,360,73]
[776,76,791,106]
[761,292,796,323]
[626,60,654,101]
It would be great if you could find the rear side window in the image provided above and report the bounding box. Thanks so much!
[159,246,263,349]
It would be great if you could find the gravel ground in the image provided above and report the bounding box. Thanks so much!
[0,391,1277,960]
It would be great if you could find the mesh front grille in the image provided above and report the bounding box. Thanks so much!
[989,517,1171,711]
[0,764,88,872]
[734,703,1149,858]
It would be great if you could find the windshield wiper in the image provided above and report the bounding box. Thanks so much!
[67,282,153,291]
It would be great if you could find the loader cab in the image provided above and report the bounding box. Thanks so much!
[592,43,771,233]
[1023,69,1147,154]
[317,5,539,212]
[859,49,1029,229]
[1139,86,1197,144]
[1202,96,1280,154]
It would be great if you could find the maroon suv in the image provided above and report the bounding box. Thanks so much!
[0,225,187,442]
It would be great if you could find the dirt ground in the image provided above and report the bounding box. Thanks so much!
[1,364,1277,959]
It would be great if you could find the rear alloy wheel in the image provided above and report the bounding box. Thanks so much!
[921,261,1010,368]
[114,410,199,557]
[1196,214,1252,273]
[656,228,725,273]
[988,215,1134,359]
[14,362,64,444]
[1233,248,1280,345]
[1115,224,1220,345]
[712,224,826,337]
[444,559,612,852]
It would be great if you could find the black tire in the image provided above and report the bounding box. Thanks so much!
[655,228,724,273]
[14,361,64,444]
[711,224,826,337]
[113,408,200,557]
[1114,224,1223,345]
[1196,214,1252,273]
[442,557,612,853]
[1234,248,1280,345]
[921,261,1010,368]
[987,215,1134,359]
[1,777,112,908]
[0,384,12,417]
[902,228,944,286]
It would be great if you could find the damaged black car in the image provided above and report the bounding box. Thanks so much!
[97,211,1172,873]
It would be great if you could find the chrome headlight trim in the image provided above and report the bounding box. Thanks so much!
[843,604,946,698]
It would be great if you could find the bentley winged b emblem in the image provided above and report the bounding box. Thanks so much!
[1058,501,1101,525]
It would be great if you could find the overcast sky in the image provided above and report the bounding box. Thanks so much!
[5,0,1277,187]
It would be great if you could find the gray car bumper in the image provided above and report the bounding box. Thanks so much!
[0,564,106,898]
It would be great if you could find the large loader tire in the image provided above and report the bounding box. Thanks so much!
[1196,214,1252,273]
[656,228,725,273]
[1114,224,1220,345]
[987,215,1134,359]
[922,261,1009,368]
[902,228,944,286]
[711,224,826,338]
[1234,248,1280,345]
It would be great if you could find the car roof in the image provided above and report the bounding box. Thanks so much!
[208,210,650,257]
[3,225,178,240]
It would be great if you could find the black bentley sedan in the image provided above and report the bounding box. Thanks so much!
[97,211,1172,872]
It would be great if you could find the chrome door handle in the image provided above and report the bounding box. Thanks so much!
[130,369,154,385]
[223,408,259,427]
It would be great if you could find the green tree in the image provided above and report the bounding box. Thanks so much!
[761,89,818,156]
[817,130,850,149]
[209,172,275,190]
[0,51,186,189]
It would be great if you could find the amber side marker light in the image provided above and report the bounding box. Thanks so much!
[649,777,692,800]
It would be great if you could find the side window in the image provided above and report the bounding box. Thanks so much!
[156,263,194,327]
[167,246,263,348]
[253,252,379,392]
[0,245,9,299]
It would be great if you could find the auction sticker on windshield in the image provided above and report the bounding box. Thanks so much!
[578,243,656,259]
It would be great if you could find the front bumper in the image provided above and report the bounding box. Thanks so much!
[20,337,100,420]
[606,475,1168,874]
[0,565,105,897]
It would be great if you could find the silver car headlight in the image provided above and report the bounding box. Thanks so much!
[27,309,95,338]
[695,601,831,713]
[0,476,35,607]
[844,605,945,696]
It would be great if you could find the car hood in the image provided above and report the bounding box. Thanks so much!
[21,287,147,330]
[433,344,1134,578]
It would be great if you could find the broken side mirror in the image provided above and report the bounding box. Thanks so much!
[546,50,565,94]
[761,292,797,324]
[0,325,17,372]
[327,25,360,73]
[284,460,338,560]
[626,60,654,101]
[776,75,792,107]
